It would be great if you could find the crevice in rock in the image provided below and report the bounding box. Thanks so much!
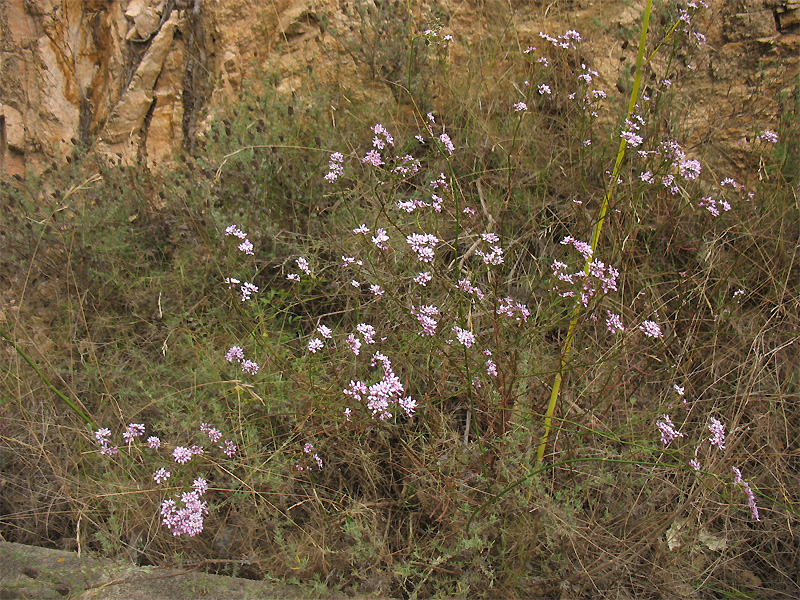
[137,94,158,165]
[181,9,208,154]
[123,0,177,93]
[78,90,93,150]
[0,115,6,173]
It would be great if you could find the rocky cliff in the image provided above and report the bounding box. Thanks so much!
[0,0,797,176]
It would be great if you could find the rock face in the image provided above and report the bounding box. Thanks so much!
[0,0,797,176]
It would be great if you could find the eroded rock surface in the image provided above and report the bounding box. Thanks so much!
[0,0,797,175]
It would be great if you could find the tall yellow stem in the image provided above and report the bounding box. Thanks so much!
[535,0,654,464]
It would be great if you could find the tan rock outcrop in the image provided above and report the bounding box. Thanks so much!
[0,0,796,177]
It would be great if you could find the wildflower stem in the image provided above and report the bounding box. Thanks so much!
[535,0,654,465]
[0,327,96,427]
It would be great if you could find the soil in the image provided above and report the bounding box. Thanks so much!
[0,541,394,600]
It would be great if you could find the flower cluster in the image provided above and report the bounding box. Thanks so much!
[225,224,254,256]
[95,428,118,456]
[639,320,663,339]
[453,325,476,348]
[324,152,344,182]
[94,423,238,536]
[411,304,440,336]
[708,417,726,449]
[551,240,619,308]
[297,443,323,471]
[656,415,685,446]
[343,353,416,420]
[225,345,260,374]
[224,277,259,302]
[161,482,209,537]
[732,467,760,521]
[407,233,439,263]
[539,29,582,49]
[496,297,531,322]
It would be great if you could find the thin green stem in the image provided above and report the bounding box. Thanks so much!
[1,327,96,428]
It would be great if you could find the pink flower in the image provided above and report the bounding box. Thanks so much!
[639,320,663,338]
[453,326,476,348]
[561,236,593,261]
[356,324,376,344]
[240,282,258,301]
[201,423,222,443]
[241,359,259,374]
[225,225,247,239]
[221,440,237,457]
[147,436,161,449]
[732,467,760,520]
[123,423,145,443]
[496,297,530,322]
[173,446,193,465]
[606,311,625,334]
[486,359,498,377]
[362,150,384,166]
[308,338,324,353]
[413,272,433,286]
[656,415,685,446]
[225,346,244,363]
[153,468,171,484]
[708,418,726,449]
[192,478,208,496]
[439,133,455,155]
[346,334,361,356]
[324,152,344,182]
[759,130,778,143]
[411,304,440,336]
[407,233,439,263]
[372,228,389,250]
[296,257,311,275]
[621,130,643,147]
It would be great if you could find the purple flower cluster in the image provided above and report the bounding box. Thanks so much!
[656,415,685,446]
[161,486,209,537]
[759,130,778,143]
[122,423,145,444]
[95,428,118,456]
[708,418,726,449]
[225,346,260,375]
[458,278,485,301]
[605,311,625,334]
[453,326,476,348]
[297,442,323,471]
[225,225,254,256]
[697,196,732,217]
[324,152,344,182]
[539,29,582,49]
[407,233,439,263]
[639,320,663,338]
[439,133,455,155]
[343,353,416,420]
[411,304,440,336]
[732,467,760,521]
[496,297,531,322]
[551,250,619,308]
